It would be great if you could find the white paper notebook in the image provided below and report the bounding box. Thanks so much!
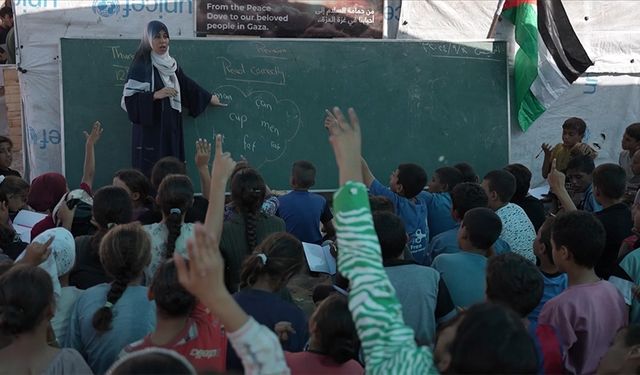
[302,242,336,275]
[12,210,47,243]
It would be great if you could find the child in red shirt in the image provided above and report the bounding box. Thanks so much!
[123,260,227,372]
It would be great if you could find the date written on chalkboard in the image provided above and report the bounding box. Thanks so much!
[421,42,506,62]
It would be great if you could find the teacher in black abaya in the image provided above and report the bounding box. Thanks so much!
[121,20,226,175]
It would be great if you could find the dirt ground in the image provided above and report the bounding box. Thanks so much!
[288,271,333,317]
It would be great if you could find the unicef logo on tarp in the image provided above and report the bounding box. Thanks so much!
[93,0,120,17]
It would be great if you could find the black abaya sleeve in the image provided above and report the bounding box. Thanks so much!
[176,66,212,118]
[124,92,155,126]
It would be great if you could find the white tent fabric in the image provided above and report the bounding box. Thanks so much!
[397,0,640,186]
[12,0,640,186]
[397,0,640,74]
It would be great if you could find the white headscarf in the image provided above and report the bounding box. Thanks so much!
[121,20,182,113]
[15,227,76,299]
[150,47,182,113]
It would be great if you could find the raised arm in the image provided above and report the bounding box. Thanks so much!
[360,157,375,188]
[81,121,103,189]
[547,158,577,212]
[174,224,288,375]
[195,139,212,201]
[326,107,436,374]
[204,134,236,242]
[541,143,553,179]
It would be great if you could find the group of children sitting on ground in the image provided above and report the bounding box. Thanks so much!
[0,112,640,374]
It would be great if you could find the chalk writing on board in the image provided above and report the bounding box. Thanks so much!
[254,43,288,60]
[108,45,135,87]
[196,85,301,168]
[421,42,505,62]
[109,46,135,62]
[113,64,129,86]
[218,57,286,86]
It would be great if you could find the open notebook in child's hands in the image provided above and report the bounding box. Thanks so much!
[302,242,336,275]
[12,210,47,243]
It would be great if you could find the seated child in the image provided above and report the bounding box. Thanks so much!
[624,149,640,205]
[113,169,153,221]
[139,156,209,224]
[220,168,285,292]
[361,158,430,263]
[224,161,279,221]
[504,163,546,231]
[485,252,564,374]
[70,186,132,289]
[433,303,538,374]
[311,272,349,305]
[0,135,21,177]
[529,217,567,326]
[565,155,602,212]
[619,122,640,181]
[482,170,537,262]
[17,228,82,345]
[432,207,501,308]
[375,211,456,345]
[285,294,363,374]
[227,233,308,371]
[0,190,27,260]
[425,166,463,239]
[123,260,227,373]
[65,223,156,374]
[110,348,196,374]
[277,160,334,244]
[143,175,196,282]
[541,117,597,178]
[597,325,640,375]
[0,176,29,220]
[618,208,640,262]
[427,182,488,263]
[592,164,633,279]
[0,265,92,374]
[538,211,627,374]
[28,121,102,239]
[453,162,479,183]
[616,245,640,324]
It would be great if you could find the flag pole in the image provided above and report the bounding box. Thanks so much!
[487,0,507,38]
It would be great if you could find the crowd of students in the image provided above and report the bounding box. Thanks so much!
[0,108,639,374]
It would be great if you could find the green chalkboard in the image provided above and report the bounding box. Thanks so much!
[61,38,509,190]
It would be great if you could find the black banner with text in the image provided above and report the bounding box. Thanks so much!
[196,0,382,38]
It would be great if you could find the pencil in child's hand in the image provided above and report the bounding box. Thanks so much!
[535,148,544,159]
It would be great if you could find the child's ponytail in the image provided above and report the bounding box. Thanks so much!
[230,168,265,253]
[239,232,303,289]
[156,175,193,258]
[92,223,151,333]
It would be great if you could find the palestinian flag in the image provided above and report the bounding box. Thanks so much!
[500,0,593,131]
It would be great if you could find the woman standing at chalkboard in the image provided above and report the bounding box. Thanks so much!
[121,20,226,175]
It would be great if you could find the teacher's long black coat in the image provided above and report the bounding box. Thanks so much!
[123,62,211,176]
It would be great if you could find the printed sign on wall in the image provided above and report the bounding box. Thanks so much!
[196,0,382,38]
